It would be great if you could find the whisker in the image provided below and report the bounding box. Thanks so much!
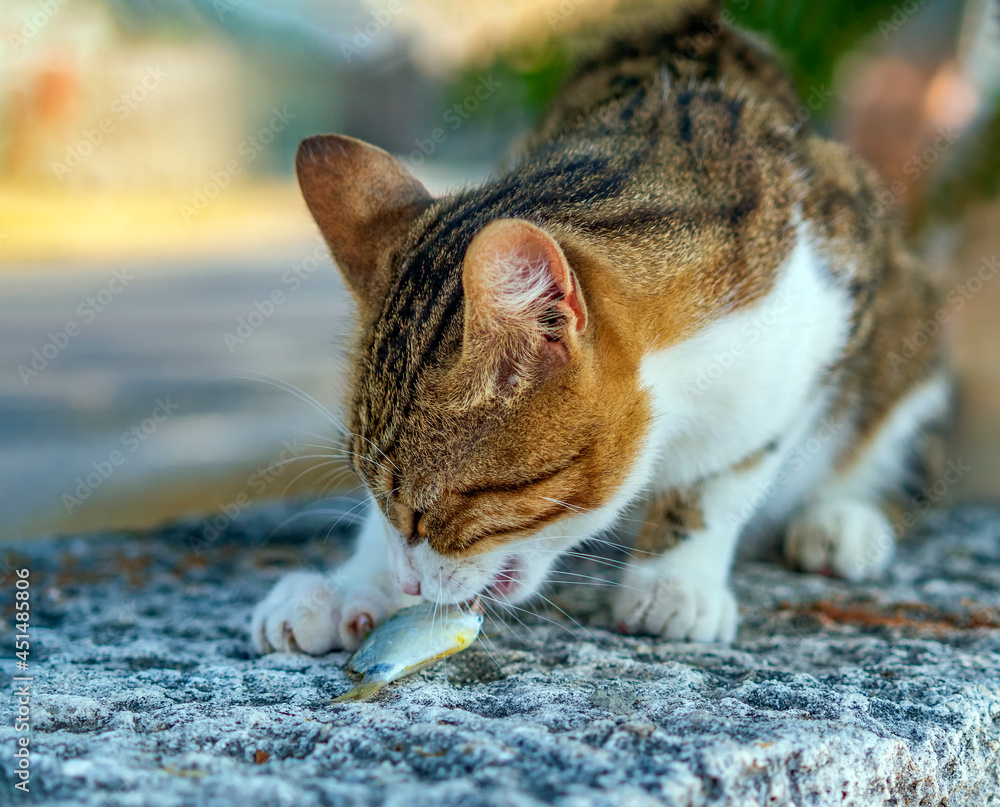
[208,368,400,475]
[282,427,346,447]
[546,568,646,594]
[531,590,602,645]
[505,545,648,574]
[511,525,652,558]
[279,459,353,498]
[357,436,400,475]
[208,368,349,432]
[477,593,543,641]
[433,571,442,644]
[311,468,362,497]
[265,452,348,468]
[256,498,369,546]
[539,496,591,515]
[573,534,661,561]
[449,580,505,671]
[536,495,680,539]
[476,591,583,640]
[284,441,351,455]
[239,439,390,481]
[475,620,507,668]
[379,487,398,519]
[327,496,380,534]
[276,505,367,525]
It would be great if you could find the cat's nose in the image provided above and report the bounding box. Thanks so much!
[393,555,422,597]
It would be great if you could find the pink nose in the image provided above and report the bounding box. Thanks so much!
[400,578,421,596]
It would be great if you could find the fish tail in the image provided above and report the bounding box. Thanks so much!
[332,679,387,703]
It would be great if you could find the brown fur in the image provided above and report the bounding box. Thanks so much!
[296,2,943,561]
[634,486,706,555]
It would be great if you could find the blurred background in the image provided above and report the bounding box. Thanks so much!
[1,0,998,541]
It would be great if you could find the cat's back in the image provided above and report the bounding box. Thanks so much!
[530,3,801,150]
[514,3,925,321]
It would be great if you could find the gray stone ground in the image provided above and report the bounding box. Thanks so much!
[1,503,998,807]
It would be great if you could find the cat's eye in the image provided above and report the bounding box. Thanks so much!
[458,447,585,499]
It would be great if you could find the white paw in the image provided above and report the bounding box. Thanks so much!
[785,498,895,582]
[614,566,738,643]
[250,571,392,655]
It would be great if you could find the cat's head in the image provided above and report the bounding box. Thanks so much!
[298,135,650,606]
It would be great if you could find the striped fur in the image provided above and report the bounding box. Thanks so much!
[251,1,947,653]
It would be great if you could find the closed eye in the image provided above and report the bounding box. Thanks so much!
[457,446,586,497]
[471,499,569,542]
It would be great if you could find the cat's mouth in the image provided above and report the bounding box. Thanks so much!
[485,555,521,598]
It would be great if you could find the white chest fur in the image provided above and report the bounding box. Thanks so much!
[637,218,853,495]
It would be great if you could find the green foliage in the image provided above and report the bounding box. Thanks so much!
[725,0,898,118]
[445,48,576,129]
[443,0,998,216]
[926,97,1000,221]
[449,0,904,125]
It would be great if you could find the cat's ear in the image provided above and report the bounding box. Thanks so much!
[461,219,587,386]
[296,135,431,308]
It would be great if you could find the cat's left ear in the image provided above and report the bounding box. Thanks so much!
[296,134,432,312]
[461,219,587,381]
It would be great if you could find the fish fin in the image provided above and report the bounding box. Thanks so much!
[332,679,388,703]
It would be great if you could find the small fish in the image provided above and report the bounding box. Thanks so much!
[333,600,484,702]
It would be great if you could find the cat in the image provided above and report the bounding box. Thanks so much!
[251,0,948,653]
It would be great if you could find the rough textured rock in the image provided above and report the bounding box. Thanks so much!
[1,503,998,806]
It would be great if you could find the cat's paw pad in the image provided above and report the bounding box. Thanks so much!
[784,498,895,582]
[614,569,738,643]
[250,571,390,655]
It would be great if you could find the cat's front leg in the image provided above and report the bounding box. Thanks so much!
[613,452,782,643]
[251,503,416,655]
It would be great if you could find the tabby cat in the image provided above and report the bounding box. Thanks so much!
[252,1,947,651]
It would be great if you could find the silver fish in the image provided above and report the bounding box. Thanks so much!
[333,600,484,702]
